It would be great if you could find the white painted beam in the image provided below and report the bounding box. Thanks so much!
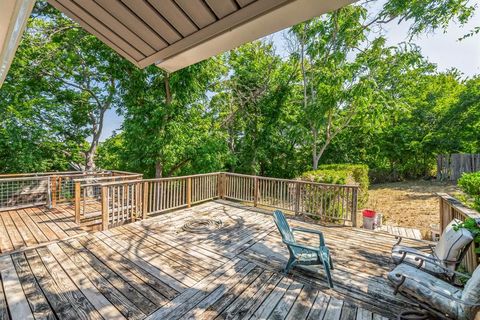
[0,0,36,88]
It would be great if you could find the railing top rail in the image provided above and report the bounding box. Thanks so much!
[82,172,359,189]
[94,172,222,187]
[86,179,145,187]
[438,193,480,219]
[0,171,86,178]
[142,172,222,182]
[73,174,143,183]
[108,170,143,176]
[0,176,50,182]
[0,170,120,179]
[224,172,359,188]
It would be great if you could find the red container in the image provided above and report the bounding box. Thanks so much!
[362,209,376,218]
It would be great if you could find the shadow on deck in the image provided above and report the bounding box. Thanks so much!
[0,200,425,319]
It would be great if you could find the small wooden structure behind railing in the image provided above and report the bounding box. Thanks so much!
[73,174,143,225]
[99,173,220,230]
[93,172,359,231]
[0,170,142,212]
[439,193,480,273]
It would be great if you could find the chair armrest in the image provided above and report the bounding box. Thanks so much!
[398,248,462,266]
[412,256,471,279]
[397,247,434,261]
[283,240,321,253]
[292,227,325,246]
[394,236,436,253]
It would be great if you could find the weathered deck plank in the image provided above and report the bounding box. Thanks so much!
[0,200,431,319]
[0,205,86,255]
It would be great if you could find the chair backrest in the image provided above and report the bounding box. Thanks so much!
[273,210,295,244]
[434,219,473,269]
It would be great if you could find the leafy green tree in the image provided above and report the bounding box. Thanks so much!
[1,2,122,172]
[212,41,299,176]
[378,0,477,36]
[115,59,227,178]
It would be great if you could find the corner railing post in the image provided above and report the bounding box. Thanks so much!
[46,177,52,208]
[219,173,226,199]
[187,177,192,208]
[101,185,109,231]
[51,175,57,208]
[294,181,300,216]
[74,181,81,224]
[254,177,259,207]
[142,181,148,219]
[351,187,358,228]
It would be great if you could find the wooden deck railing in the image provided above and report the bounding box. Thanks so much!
[224,173,358,226]
[94,172,359,230]
[438,193,480,273]
[73,174,143,224]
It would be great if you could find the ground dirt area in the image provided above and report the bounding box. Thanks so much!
[365,180,459,239]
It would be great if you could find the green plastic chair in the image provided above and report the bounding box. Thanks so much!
[273,210,334,288]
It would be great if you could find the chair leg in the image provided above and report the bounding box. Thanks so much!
[284,257,296,274]
[323,259,334,288]
[328,252,334,270]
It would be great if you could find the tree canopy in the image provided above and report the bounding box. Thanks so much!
[1,0,479,181]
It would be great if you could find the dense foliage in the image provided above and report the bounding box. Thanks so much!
[458,172,480,211]
[454,218,480,254]
[1,0,479,181]
[301,164,369,207]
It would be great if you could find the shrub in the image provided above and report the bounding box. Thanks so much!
[301,164,369,208]
[458,172,480,211]
[454,218,480,255]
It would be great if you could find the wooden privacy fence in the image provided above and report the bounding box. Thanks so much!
[437,153,480,181]
[438,193,480,274]
[94,172,359,230]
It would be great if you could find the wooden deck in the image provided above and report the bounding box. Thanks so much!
[0,204,86,254]
[375,225,423,240]
[0,200,425,320]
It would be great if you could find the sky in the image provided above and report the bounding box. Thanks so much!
[99,1,480,142]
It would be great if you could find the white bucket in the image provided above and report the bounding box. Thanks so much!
[363,216,376,230]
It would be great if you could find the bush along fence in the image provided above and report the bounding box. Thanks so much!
[437,153,480,181]
[72,172,359,231]
[300,164,369,208]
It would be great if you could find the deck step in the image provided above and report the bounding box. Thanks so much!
[374,225,423,240]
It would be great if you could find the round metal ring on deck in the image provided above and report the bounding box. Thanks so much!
[182,218,223,234]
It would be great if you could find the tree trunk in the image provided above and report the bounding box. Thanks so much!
[85,145,97,171]
[153,73,171,179]
[155,161,163,178]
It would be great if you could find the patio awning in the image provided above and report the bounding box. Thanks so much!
[46,0,356,72]
[0,0,356,88]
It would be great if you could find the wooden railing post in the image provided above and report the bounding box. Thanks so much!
[439,197,445,233]
[351,187,358,228]
[50,175,57,208]
[187,177,192,208]
[294,181,300,216]
[74,181,81,224]
[254,177,259,207]
[142,181,148,219]
[218,173,225,199]
[101,185,109,231]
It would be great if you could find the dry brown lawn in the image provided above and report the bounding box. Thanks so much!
[365,180,459,239]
